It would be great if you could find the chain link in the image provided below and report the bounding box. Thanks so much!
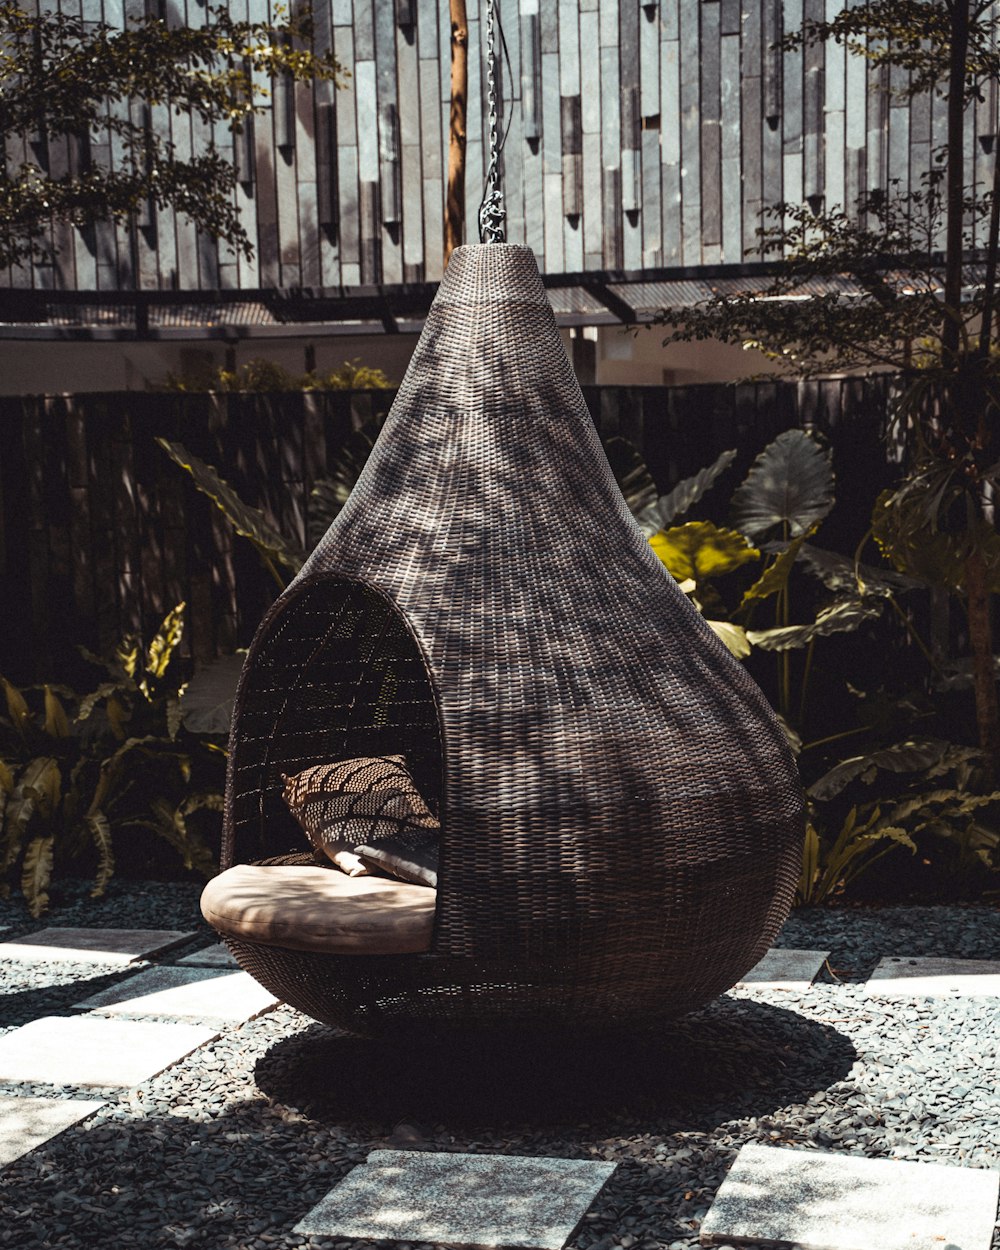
[479,0,506,243]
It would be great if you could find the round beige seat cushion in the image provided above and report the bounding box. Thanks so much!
[200,864,436,956]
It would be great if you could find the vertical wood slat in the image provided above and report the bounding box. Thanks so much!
[560,96,583,218]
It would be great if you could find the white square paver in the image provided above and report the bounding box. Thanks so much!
[294,1150,617,1248]
[73,966,278,1023]
[0,1016,218,1087]
[865,956,1000,998]
[0,928,196,965]
[175,944,239,969]
[0,1095,106,1167]
[737,948,830,989]
[699,1143,1000,1250]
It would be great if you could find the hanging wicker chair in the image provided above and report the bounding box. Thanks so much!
[210,244,804,1035]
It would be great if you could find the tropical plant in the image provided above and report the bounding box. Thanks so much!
[158,358,394,394]
[652,0,1000,776]
[0,3,343,268]
[0,607,225,916]
[801,737,1000,901]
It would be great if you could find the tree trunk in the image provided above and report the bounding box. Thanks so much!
[942,0,970,361]
[965,545,1000,781]
[444,0,468,267]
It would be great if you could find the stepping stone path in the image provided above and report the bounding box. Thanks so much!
[700,1142,1000,1250]
[1,929,998,1250]
[865,955,1000,998]
[0,1094,105,1167]
[175,943,239,968]
[294,1149,617,1248]
[0,1015,218,1087]
[0,927,196,964]
[73,966,278,1024]
[737,948,829,989]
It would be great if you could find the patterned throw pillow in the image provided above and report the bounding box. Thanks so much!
[282,755,439,866]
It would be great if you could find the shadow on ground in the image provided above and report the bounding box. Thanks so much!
[254,995,857,1138]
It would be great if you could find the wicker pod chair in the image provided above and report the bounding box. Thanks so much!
[213,243,804,1035]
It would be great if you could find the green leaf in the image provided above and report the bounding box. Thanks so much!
[739,531,813,612]
[0,760,13,794]
[2,678,31,737]
[42,686,71,738]
[652,448,737,527]
[85,812,115,898]
[731,429,835,541]
[706,620,751,658]
[795,542,921,597]
[747,598,882,651]
[77,681,126,723]
[649,521,760,583]
[157,438,305,577]
[809,738,955,801]
[144,602,186,682]
[179,653,244,735]
[21,835,54,918]
[18,756,61,821]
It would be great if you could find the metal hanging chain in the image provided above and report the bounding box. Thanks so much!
[478,0,512,244]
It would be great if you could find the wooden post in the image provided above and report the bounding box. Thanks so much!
[444,0,468,267]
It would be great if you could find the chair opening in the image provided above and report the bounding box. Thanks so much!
[225,574,442,868]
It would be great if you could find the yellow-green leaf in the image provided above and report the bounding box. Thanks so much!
[78,681,125,724]
[43,686,71,738]
[739,531,813,612]
[19,757,61,821]
[2,678,31,737]
[650,521,760,584]
[145,603,186,684]
[86,812,115,898]
[0,760,13,794]
[706,620,751,658]
[21,835,54,919]
[106,696,128,740]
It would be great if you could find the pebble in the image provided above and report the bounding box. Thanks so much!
[3,885,1000,1249]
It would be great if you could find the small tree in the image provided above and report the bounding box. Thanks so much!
[654,0,1000,775]
[0,2,342,269]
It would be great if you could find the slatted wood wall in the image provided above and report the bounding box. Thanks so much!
[8,0,997,295]
[0,378,897,682]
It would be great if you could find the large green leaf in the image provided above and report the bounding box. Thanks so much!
[649,521,760,583]
[705,620,751,658]
[654,448,737,526]
[747,597,882,650]
[731,429,835,541]
[809,738,955,801]
[794,542,922,597]
[157,438,305,578]
[180,654,245,735]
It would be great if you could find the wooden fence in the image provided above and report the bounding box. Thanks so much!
[0,377,899,684]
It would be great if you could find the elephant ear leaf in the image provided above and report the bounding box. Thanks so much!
[650,521,760,584]
[656,448,737,526]
[731,429,835,541]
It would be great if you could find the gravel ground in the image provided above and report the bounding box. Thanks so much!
[1,882,999,1250]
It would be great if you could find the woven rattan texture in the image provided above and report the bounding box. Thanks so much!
[221,244,804,1032]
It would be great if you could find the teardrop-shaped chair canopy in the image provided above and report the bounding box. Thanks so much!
[221,244,803,1032]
